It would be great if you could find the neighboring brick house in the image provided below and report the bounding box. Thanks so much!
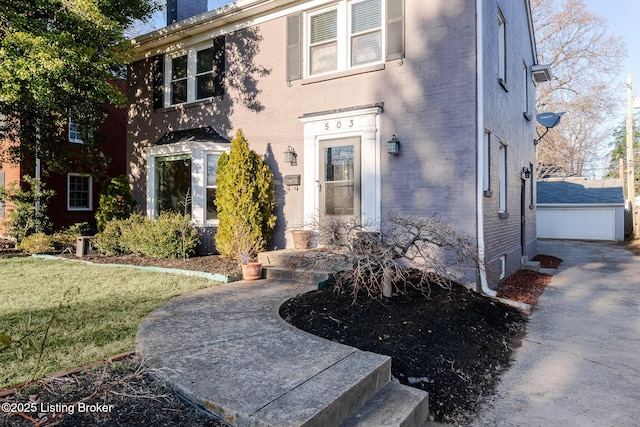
[127,0,549,291]
[0,81,127,235]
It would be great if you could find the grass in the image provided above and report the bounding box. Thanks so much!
[0,256,221,389]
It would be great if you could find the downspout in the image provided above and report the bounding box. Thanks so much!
[476,0,496,297]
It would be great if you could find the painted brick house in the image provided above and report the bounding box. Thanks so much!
[0,81,128,235]
[127,0,549,291]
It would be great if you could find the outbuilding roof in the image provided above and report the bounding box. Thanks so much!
[537,178,624,205]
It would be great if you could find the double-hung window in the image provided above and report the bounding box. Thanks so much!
[165,36,225,107]
[498,10,507,87]
[68,173,92,211]
[68,115,92,143]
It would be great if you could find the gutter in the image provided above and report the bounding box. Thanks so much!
[476,0,496,297]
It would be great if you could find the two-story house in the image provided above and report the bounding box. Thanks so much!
[0,81,128,235]
[127,0,549,291]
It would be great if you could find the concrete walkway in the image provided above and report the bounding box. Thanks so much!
[136,278,428,427]
[472,240,640,426]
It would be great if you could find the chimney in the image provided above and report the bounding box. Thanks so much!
[167,0,208,26]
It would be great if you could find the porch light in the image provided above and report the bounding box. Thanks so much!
[387,135,400,155]
[522,167,532,179]
[284,146,297,166]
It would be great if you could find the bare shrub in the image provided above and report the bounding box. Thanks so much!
[286,213,479,300]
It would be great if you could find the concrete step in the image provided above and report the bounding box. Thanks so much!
[252,351,392,427]
[263,265,329,287]
[339,381,429,427]
[521,256,541,272]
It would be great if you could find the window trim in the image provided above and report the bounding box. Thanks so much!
[163,38,225,108]
[497,9,507,89]
[67,173,93,211]
[304,0,385,78]
[483,130,491,196]
[145,141,229,226]
[498,142,507,215]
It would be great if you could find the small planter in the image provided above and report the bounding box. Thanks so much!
[242,262,263,280]
[291,230,313,250]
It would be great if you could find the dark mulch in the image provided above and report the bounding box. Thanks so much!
[280,279,529,424]
[0,354,222,427]
[1,242,561,425]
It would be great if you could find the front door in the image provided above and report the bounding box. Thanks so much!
[319,137,361,223]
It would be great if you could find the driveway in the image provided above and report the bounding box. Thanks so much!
[472,240,640,427]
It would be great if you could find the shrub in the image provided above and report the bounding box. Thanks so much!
[94,212,199,258]
[214,129,276,259]
[95,175,136,232]
[18,233,54,254]
[0,175,54,243]
[51,222,94,251]
[93,217,129,256]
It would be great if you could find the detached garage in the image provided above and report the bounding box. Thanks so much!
[537,178,625,241]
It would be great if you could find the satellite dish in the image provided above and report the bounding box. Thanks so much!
[534,112,565,145]
[536,112,564,129]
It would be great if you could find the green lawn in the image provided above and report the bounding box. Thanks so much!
[0,257,221,389]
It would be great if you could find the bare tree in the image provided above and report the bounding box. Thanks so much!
[531,0,626,178]
[286,214,480,301]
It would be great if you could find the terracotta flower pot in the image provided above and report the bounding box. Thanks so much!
[291,230,313,250]
[242,262,263,280]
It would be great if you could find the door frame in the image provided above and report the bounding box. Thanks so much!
[300,104,382,229]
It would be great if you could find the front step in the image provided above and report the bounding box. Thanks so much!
[521,256,541,272]
[340,382,429,427]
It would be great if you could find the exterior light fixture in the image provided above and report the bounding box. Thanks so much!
[522,167,532,179]
[284,146,297,165]
[387,135,400,155]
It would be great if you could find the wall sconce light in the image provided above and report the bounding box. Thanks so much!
[387,135,400,155]
[284,146,297,166]
[522,167,532,179]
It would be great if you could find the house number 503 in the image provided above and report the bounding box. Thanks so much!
[324,120,354,131]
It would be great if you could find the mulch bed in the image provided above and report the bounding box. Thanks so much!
[1,242,563,425]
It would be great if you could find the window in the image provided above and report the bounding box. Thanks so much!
[307,0,382,76]
[498,10,506,86]
[156,154,192,215]
[68,114,93,144]
[498,143,507,214]
[206,153,220,221]
[68,174,92,211]
[529,162,534,207]
[483,131,491,195]
[165,37,225,107]
[146,139,229,225]
[287,0,402,80]
[523,61,530,118]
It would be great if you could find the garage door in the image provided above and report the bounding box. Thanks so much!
[537,206,616,240]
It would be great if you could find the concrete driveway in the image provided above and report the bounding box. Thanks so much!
[472,240,640,427]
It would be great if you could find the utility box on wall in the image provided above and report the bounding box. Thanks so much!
[284,174,301,186]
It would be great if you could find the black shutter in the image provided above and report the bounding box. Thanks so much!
[386,0,404,61]
[213,35,226,97]
[286,13,302,82]
[152,54,164,109]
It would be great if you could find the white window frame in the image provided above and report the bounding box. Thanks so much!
[69,115,91,144]
[498,9,506,85]
[165,43,218,107]
[305,0,384,78]
[146,141,229,226]
[498,142,507,213]
[67,173,93,211]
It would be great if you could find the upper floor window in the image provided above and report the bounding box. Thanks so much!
[307,0,382,77]
[68,115,92,144]
[286,0,403,81]
[165,37,225,107]
[498,10,506,86]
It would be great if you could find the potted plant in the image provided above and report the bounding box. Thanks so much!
[290,229,313,250]
[240,248,263,280]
